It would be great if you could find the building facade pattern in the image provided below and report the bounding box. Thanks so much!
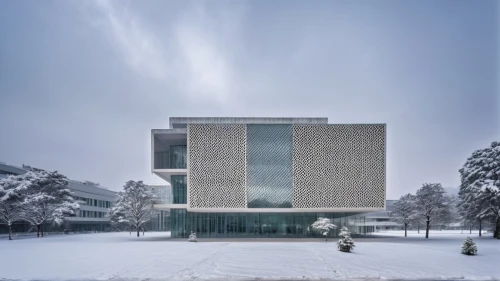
[187,123,385,211]
[188,124,247,208]
[292,124,385,208]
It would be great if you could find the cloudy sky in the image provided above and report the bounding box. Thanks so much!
[0,0,498,199]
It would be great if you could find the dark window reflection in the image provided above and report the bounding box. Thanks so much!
[172,175,187,204]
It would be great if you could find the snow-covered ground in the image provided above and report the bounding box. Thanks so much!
[372,229,488,236]
[1,231,499,281]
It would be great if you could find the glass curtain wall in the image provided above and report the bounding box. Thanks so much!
[172,175,187,204]
[246,125,293,208]
[169,145,187,169]
[145,210,170,231]
[170,210,369,238]
[154,151,170,169]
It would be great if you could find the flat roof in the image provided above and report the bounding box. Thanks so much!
[169,117,329,128]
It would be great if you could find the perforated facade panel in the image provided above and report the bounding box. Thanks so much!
[292,124,385,208]
[186,123,386,211]
[188,124,247,208]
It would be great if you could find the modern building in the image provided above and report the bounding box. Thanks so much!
[0,162,117,232]
[152,117,386,238]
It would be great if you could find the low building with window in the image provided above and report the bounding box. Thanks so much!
[0,162,117,233]
[356,200,400,232]
[67,180,117,231]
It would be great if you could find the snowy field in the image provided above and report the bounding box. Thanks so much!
[1,231,499,281]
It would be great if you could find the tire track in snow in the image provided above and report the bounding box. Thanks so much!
[300,243,340,278]
[168,242,230,280]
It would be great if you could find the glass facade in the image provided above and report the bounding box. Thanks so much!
[170,210,370,238]
[246,124,293,208]
[144,210,170,231]
[154,145,187,169]
[172,175,187,204]
[149,185,172,204]
[154,152,170,169]
[170,145,187,169]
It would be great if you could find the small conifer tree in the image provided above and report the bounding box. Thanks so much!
[337,226,355,252]
[188,231,197,242]
[461,237,477,255]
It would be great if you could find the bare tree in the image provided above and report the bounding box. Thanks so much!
[414,183,450,238]
[411,215,426,234]
[390,193,415,237]
[432,194,457,230]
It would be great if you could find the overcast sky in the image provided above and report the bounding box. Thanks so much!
[0,0,498,199]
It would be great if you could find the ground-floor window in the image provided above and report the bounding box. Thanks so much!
[170,210,369,238]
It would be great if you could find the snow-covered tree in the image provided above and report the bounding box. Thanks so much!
[188,231,197,242]
[108,180,158,237]
[390,193,416,237]
[414,183,451,238]
[410,214,426,234]
[479,188,500,238]
[458,187,487,236]
[461,237,477,256]
[432,194,458,229]
[459,141,500,239]
[0,175,28,240]
[337,226,355,252]
[311,217,337,241]
[20,171,79,237]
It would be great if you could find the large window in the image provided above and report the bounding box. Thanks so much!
[172,175,187,204]
[169,145,187,169]
[246,124,293,208]
[170,211,366,238]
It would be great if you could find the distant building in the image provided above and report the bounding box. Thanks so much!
[0,162,117,233]
[357,200,400,232]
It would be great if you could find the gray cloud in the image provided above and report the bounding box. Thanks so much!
[0,0,498,199]
[80,0,245,105]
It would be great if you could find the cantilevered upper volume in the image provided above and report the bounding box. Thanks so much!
[152,117,386,213]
